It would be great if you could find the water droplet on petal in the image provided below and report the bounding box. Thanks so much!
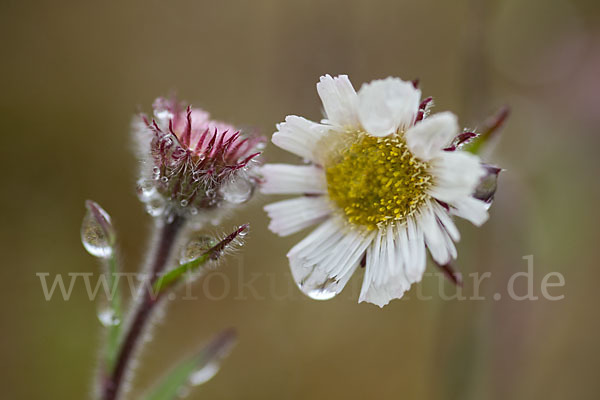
[306,288,337,301]
[81,202,114,259]
[154,109,173,121]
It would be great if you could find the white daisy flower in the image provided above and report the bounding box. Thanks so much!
[261,75,498,307]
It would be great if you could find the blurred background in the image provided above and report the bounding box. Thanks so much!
[1,0,599,399]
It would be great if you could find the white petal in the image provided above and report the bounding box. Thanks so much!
[260,164,326,195]
[288,219,374,300]
[417,202,457,265]
[405,112,458,161]
[404,217,426,283]
[427,151,485,203]
[359,227,411,307]
[431,201,460,242]
[264,197,331,237]
[357,77,421,137]
[316,74,360,128]
[272,116,329,162]
[451,197,490,226]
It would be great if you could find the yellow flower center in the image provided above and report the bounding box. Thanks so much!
[325,133,431,230]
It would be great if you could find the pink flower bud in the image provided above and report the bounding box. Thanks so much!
[133,97,265,220]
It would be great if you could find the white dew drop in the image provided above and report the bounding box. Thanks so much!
[154,109,173,121]
[174,361,222,399]
[81,207,113,259]
[188,361,221,386]
[145,196,166,217]
[97,305,120,327]
[221,179,253,204]
[180,235,217,264]
[306,288,337,301]
[137,179,157,201]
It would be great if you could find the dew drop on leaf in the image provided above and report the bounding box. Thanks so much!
[180,235,217,264]
[188,361,220,386]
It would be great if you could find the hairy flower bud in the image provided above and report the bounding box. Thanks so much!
[133,97,264,221]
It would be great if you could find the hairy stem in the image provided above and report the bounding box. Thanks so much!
[102,214,185,400]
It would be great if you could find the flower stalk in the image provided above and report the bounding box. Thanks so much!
[102,215,185,400]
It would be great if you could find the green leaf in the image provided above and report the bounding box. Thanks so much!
[144,329,237,400]
[466,106,510,154]
[153,225,249,294]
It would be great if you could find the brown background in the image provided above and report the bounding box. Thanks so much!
[1,0,599,399]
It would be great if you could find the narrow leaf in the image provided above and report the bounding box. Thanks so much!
[144,329,237,400]
[467,106,510,154]
[153,225,249,294]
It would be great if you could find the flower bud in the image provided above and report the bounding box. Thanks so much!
[474,164,501,203]
[133,97,264,220]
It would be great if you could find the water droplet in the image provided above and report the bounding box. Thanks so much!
[189,207,198,215]
[159,135,173,147]
[81,204,114,259]
[256,142,266,150]
[222,179,253,204]
[166,212,175,224]
[145,196,166,217]
[137,179,157,201]
[97,306,120,327]
[160,176,169,183]
[180,199,189,207]
[189,361,220,386]
[154,109,173,121]
[306,288,337,301]
[237,226,249,237]
[180,235,217,264]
